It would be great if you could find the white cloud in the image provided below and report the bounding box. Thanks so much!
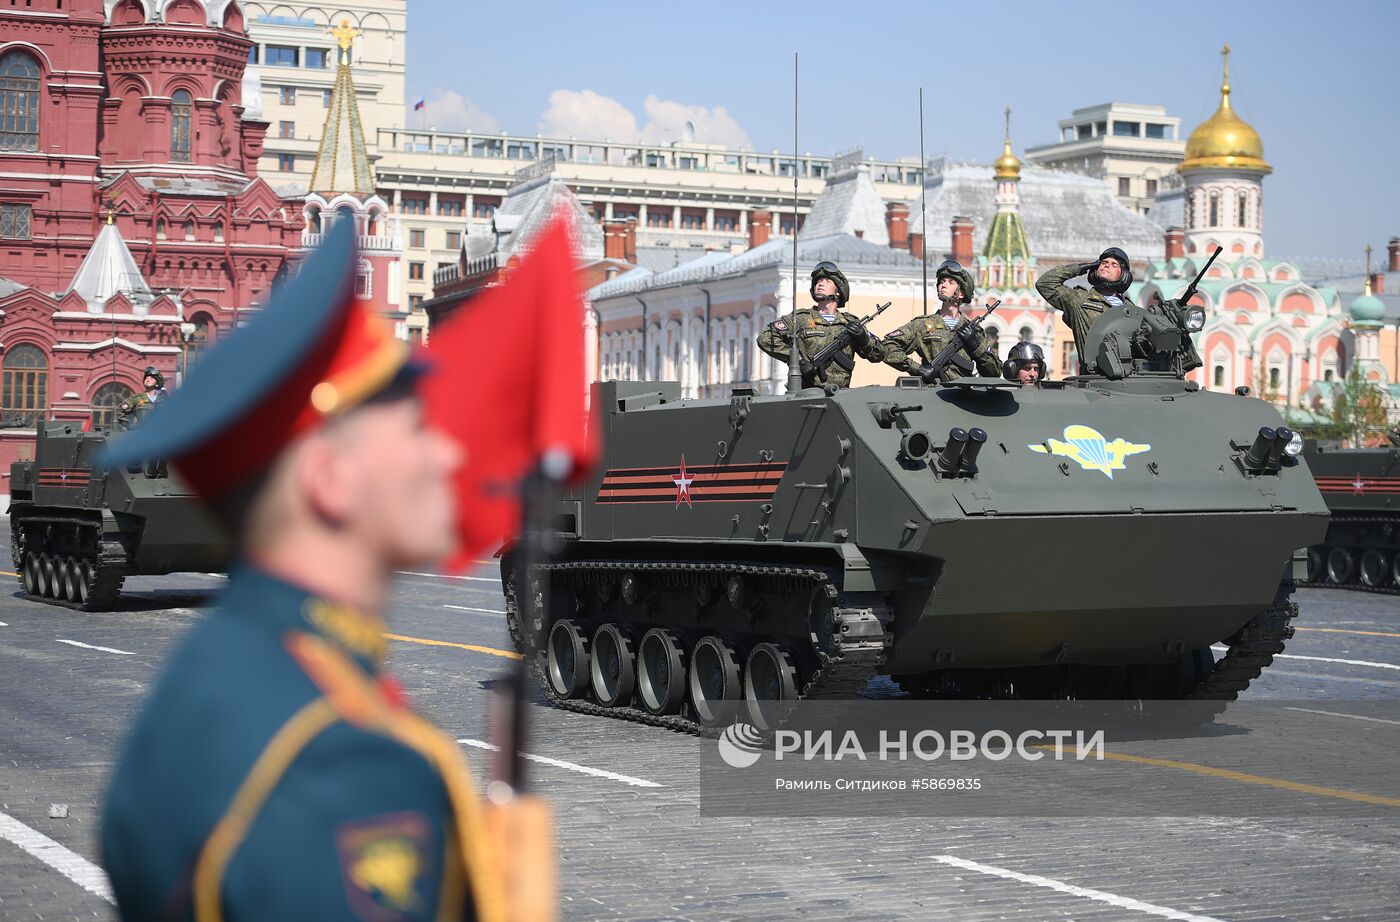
[536,89,753,149]
[538,89,638,140]
[639,95,753,149]
[415,90,500,134]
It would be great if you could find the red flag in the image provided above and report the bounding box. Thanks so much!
[421,209,595,571]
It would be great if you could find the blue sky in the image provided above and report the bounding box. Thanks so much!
[406,0,1398,263]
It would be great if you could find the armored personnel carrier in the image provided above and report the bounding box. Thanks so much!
[1301,440,1400,592]
[8,420,228,610]
[503,296,1329,732]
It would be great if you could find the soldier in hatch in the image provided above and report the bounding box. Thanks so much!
[1035,247,1135,370]
[116,366,168,431]
[1003,341,1047,386]
[757,261,887,389]
[881,260,1000,383]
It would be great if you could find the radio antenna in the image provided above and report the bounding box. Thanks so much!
[919,87,928,317]
[787,52,802,394]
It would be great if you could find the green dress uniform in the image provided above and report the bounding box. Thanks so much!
[1035,263,1136,369]
[756,307,887,390]
[881,314,1001,383]
[101,565,499,921]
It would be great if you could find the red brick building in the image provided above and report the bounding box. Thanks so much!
[0,0,300,486]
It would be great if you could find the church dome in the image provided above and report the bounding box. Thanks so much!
[1181,46,1271,175]
[993,108,1021,180]
[1350,281,1386,326]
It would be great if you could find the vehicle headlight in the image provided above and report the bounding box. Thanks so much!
[1182,306,1206,332]
[1284,429,1304,457]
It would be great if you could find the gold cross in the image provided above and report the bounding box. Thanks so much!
[1365,244,1373,276]
[1004,106,1011,141]
[1221,43,1231,82]
[330,19,359,64]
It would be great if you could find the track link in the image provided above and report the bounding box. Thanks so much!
[512,560,891,737]
[11,513,130,611]
[1188,595,1297,701]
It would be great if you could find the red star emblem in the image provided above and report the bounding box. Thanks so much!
[672,455,695,508]
[1352,474,1367,495]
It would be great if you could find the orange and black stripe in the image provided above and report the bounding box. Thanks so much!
[37,468,92,487]
[597,461,788,504]
[1315,476,1400,495]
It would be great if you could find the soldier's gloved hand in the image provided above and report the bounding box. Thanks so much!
[845,319,870,346]
[955,323,984,353]
[1077,261,1098,276]
[799,360,816,378]
[914,363,939,382]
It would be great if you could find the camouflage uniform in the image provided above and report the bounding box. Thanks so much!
[881,315,999,383]
[116,391,160,431]
[757,307,887,389]
[1036,256,1135,369]
[1389,425,1400,448]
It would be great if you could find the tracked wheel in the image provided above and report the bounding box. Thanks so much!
[637,628,686,716]
[546,619,590,699]
[744,643,800,731]
[589,624,636,708]
[60,557,81,602]
[689,635,741,728]
[1326,547,1356,584]
[1359,550,1390,589]
[22,553,39,596]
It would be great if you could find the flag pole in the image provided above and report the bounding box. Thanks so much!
[786,52,802,394]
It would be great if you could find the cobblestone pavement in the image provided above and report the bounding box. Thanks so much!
[1,535,1398,921]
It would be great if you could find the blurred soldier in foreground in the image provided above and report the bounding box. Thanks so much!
[100,223,509,921]
[758,261,887,389]
[1003,341,1047,385]
[1036,247,1135,367]
[882,260,999,383]
[116,366,168,431]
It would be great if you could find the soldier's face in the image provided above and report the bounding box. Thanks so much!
[329,396,462,566]
[813,278,838,301]
[1096,258,1123,282]
[144,376,158,391]
[936,277,961,302]
[1016,364,1040,384]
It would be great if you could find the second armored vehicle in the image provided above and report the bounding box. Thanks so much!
[1302,440,1400,591]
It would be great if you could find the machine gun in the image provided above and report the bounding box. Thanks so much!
[1083,250,1220,380]
[804,301,892,382]
[920,299,1002,383]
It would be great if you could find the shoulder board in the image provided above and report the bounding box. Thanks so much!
[285,631,396,727]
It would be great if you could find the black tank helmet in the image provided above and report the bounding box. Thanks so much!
[935,259,975,305]
[810,261,850,308]
[1088,247,1133,295]
[142,365,164,389]
[1002,341,1047,382]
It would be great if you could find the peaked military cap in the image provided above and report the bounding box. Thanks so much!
[102,221,424,498]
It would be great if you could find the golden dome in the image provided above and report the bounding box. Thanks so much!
[994,107,1021,180]
[1181,45,1271,174]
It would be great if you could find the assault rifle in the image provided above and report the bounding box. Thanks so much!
[921,299,1001,383]
[804,301,892,383]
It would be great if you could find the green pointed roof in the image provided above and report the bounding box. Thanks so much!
[982,210,1031,263]
[309,24,375,196]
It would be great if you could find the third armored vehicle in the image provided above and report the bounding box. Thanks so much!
[504,296,1330,732]
[1302,440,1400,591]
[9,421,228,610]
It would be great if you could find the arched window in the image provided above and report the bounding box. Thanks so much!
[1213,365,1225,388]
[156,218,167,239]
[1208,191,1219,228]
[1,344,48,428]
[0,51,41,152]
[184,314,211,371]
[1237,193,1248,228]
[1018,325,1035,343]
[171,89,192,162]
[90,382,134,432]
